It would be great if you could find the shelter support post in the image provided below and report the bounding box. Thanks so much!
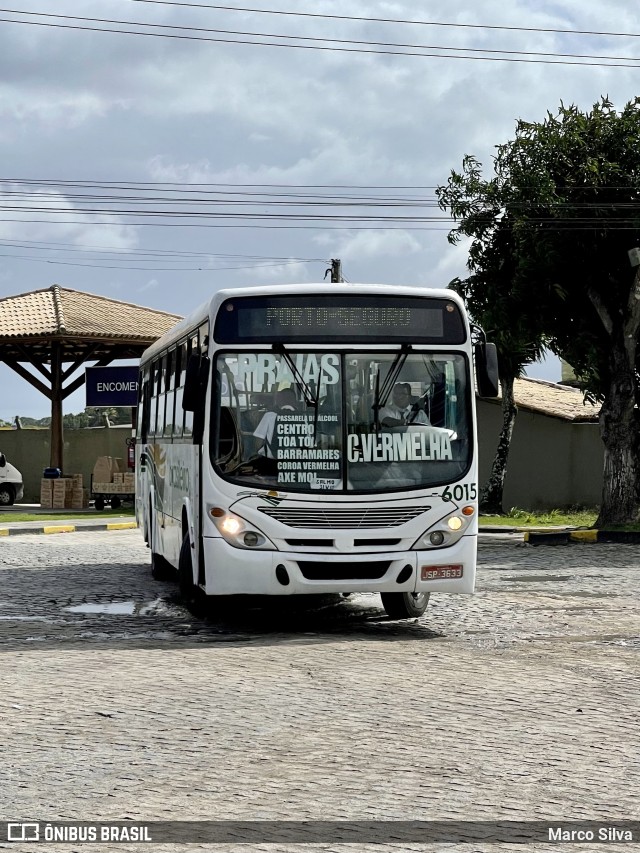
[50,342,64,471]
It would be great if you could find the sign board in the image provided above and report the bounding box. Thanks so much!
[86,366,139,407]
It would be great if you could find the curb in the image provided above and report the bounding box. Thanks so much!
[524,529,640,545]
[0,522,138,537]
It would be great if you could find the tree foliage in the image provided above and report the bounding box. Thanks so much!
[438,161,547,512]
[11,408,133,430]
[438,97,640,525]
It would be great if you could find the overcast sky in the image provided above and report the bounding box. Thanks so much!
[1,0,638,419]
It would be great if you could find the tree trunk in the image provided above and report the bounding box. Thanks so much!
[480,374,517,514]
[596,342,640,527]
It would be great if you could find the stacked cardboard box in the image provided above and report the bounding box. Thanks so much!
[52,479,67,509]
[40,474,86,508]
[92,456,134,494]
[92,456,126,485]
[40,478,53,508]
[93,482,133,493]
[70,488,90,509]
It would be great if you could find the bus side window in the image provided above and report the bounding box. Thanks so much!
[183,334,198,438]
[139,374,151,443]
[200,322,209,355]
[157,354,168,437]
[164,349,175,438]
[137,367,149,442]
[174,341,187,439]
[148,359,160,437]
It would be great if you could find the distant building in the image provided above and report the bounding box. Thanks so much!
[477,377,601,510]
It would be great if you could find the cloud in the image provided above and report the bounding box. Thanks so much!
[0,87,110,131]
[315,229,421,261]
[2,0,640,416]
[0,184,137,249]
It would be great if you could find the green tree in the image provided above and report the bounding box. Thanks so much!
[439,97,640,526]
[438,163,547,511]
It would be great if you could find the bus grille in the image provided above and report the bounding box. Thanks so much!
[257,505,430,529]
[297,561,391,580]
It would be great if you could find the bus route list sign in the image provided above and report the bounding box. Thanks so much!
[85,366,139,408]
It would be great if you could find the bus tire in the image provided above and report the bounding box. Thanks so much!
[380,591,430,619]
[179,533,207,617]
[151,550,174,581]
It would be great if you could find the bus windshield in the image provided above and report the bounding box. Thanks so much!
[213,351,471,493]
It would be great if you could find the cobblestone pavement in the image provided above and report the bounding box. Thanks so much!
[0,531,639,852]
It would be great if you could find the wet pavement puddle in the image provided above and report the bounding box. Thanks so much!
[64,602,137,615]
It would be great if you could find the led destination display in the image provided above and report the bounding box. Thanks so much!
[215,295,465,344]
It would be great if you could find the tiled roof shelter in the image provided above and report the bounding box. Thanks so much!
[0,285,182,470]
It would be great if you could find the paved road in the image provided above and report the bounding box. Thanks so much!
[0,531,638,851]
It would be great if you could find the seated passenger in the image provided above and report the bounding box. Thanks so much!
[253,388,299,459]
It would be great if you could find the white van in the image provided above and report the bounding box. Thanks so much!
[0,452,24,506]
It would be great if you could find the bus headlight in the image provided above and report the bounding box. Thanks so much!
[411,506,474,550]
[210,507,276,550]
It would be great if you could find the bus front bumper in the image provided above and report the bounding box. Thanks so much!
[202,535,476,596]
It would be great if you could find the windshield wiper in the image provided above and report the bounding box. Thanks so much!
[371,343,412,430]
[272,343,317,408]
[272,343,320,443]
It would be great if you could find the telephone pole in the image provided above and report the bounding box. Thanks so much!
[325,258,343,283]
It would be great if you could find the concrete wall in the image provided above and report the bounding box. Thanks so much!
[477,400,603,510]
[0,427,133,502]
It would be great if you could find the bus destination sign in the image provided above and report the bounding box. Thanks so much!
[215,295,465,344]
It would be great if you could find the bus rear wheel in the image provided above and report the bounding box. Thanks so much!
[151,551,174,581]
[179,533,207,617]
[380,591,430,619]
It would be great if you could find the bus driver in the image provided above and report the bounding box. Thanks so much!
[380,382,429,427]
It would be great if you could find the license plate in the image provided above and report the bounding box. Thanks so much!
[421,565,463,580]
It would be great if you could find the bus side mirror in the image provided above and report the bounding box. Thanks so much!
[183,354,210,412]
[474,343,499,397]
[0,453,5,468]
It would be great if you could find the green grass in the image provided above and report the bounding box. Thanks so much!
[479,507,598,528]
[0,507,135,524]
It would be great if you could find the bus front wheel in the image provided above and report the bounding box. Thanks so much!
[179,534,207,617]
[380,591,430,619]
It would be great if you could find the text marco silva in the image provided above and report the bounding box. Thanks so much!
[549,826,634,842]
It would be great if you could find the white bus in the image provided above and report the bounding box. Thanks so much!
[136,284,498,620]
